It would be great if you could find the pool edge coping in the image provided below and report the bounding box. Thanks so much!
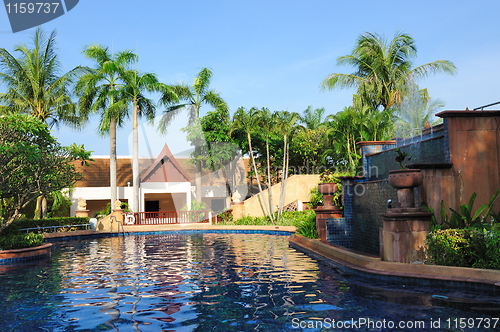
[289,234,500,289]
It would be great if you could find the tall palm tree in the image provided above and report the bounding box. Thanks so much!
[257,108,277,215]
[158,68,228,201]
[121,68,175,212]
[321,31,456,111]
[0,28,83,218]
[275,111,300,220]
[230,107,274,223]
[75,45,136,206]
[0,28,82,127]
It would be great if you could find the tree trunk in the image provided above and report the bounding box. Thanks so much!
[266,137,274,216]
[110,116,117,206]
[277,135,287,219]
[132,103,140,212]
[41,196,47,218]
[248,132,273,223]
[35,195,42,219]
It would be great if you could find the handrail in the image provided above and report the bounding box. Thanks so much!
[19,224,90,234]
[110,215,126,237]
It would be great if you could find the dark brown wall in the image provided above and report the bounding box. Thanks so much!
[447,114,500,216]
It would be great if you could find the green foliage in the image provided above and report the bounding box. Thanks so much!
[423,188,500,230]
[321,31,456,112]
[2,217,90,235]
[394,147,413,169]
[308,187,323,209]
[0,113,92,230]
[218,210,319,239]
[181,200,208,212]
[94,202,132,219]
[0,233,44,250]
[425,228,500,269]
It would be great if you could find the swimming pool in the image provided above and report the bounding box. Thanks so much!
[0,232,498,331]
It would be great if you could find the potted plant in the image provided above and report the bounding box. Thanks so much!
[387,148,423,189]
[317,170,341,207]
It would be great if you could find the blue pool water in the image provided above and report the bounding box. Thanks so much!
[0,233,498,331]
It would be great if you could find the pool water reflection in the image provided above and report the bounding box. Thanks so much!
[0,233,498,331]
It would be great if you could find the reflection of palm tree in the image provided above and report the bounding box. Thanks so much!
[158,68,227,201]
[76,45,136,206]
[321,31,456,111]
[394,88,444,131]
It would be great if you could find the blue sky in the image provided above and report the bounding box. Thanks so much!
[1,0,499,157]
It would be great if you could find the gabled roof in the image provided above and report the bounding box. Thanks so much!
[140,143,193,183]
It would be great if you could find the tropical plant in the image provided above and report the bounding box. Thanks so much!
[275,110,301,220]
[299,106,326,130]
[0,27,82,127]
[394,147,413,169]
[0,28,85,218]
[158,68,228,201]
[449,188,500,228]
[121,66,171,212]
[75,45,136,206]
[321,31,457,112]
[0,113,92,231]
[230,107,274,223]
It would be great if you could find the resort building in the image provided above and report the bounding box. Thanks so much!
[69,143,251,218]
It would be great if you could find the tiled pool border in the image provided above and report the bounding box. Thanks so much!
[289,234,500,294]
[44,229,294,242]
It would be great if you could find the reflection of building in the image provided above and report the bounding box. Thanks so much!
[69,143,250,217]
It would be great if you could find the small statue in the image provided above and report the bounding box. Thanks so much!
[114,199,122,210]
[232,190,241,203]
[77,198,87,210]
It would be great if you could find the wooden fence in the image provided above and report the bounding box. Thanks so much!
[124,210,209,225]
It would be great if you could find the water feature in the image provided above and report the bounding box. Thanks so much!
[0,232,498,331]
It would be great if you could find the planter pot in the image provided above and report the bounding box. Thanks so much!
[317,183,338,195]
[388,169,423,189]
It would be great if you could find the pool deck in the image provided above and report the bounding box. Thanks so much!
[42,224,500,290]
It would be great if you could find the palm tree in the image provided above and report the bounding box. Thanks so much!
[158,68,228,201]
[121,68,174,212]
[75,45,136,206]
[299,106,326,130]
[275,111,300,220]
[230,107,274,223]
[257,108,277,215]
[321,31,456,111]
[0,28,83,218]
[0,28,82,127]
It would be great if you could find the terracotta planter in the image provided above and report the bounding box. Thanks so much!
[317,182,338,195]
[388,169,423,189]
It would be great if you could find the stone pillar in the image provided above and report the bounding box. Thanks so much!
[111,199,124,232]
[314,206,342,242]
[381,208,432,263]
[231,202,244,220]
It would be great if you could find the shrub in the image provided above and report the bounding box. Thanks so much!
[219,210,319,239]
[0,233,44,250]
[1,217,90,235]
[425,228,500,269]
[94,202,131,219]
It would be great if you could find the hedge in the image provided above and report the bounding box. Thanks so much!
[2,217,90,235]
[0,233,44,250]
